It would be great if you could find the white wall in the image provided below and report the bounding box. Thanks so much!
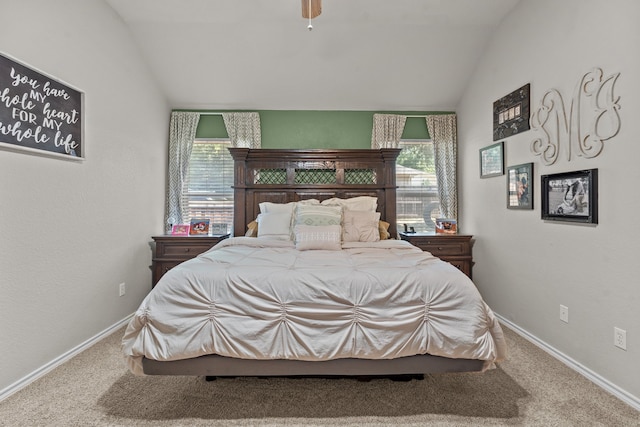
[0,0,169,392]
[458,0,639,401]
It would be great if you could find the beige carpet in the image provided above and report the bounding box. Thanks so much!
[0,324,638,426]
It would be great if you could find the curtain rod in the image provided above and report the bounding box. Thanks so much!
[404,115,428,118]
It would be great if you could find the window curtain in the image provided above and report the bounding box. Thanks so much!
[166,111,200,227]
[425,114,458,220]
[222,112,262,148]
[371,114,407,149]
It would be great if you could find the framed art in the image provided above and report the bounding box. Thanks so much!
[435,218,457,234]
[209,223,229,235]
[171,224,190,235]
[541,169,598,224]
[189,218,210,235]
[0,52,84,160]
[493,83,530,141]
[507,163,533,209]
[480,141,504,178]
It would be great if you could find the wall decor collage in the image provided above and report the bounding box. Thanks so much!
[481,68,620,225]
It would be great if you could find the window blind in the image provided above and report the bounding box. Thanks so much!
[396,140,440,233]
[181,139,234,230]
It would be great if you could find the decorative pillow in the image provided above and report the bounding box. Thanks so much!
[342,210,381,242]
[294,225,342,251]
[245,220,258,237]
[320,196,377,212]
[295,204,342,227]
[257,213,292,240]
[378,220,391,240]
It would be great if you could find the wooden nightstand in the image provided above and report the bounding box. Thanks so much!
[151,235,229,287]
[399,232,474,279]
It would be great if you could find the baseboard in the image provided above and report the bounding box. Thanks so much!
[496,314,640,412]
[0,314,133,402]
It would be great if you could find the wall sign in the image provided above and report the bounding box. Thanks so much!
[493,83,530,141]
[0,52,83,160]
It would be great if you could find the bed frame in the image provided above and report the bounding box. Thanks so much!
[142,148,485,377]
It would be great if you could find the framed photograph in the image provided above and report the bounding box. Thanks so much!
[435,218,457,234]
[171,224,190,235]
[189,218,210,235]
[541,169,598,224]
[507,163,533,210]
[480,141,504,178]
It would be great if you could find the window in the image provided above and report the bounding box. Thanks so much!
[181,139,234,231]
[396,140,440,233]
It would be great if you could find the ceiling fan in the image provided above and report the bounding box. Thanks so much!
[301,0,322,19]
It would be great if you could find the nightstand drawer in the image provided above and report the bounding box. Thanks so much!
[417,241,467,256]
[158,243,213,258]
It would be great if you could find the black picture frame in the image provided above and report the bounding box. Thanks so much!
[479,141,504,178]
[541,169,598,224]
[493,83,530,141]
[507,163,533,210]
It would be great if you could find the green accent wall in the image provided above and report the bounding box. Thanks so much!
[190,110,453,148]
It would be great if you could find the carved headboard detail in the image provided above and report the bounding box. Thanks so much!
[228,148,401,238]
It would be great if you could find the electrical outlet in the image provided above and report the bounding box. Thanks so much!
[614,327,627,350]
[119,282,126,297]
[559,305,569,323]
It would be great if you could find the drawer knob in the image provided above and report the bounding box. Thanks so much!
[438,247,443,250]
[184,248,191,252]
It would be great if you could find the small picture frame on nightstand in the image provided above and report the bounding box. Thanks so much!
[209,223,228,235]
[435,218,457,234]
[189,218,210,235]
[171,224,189,235]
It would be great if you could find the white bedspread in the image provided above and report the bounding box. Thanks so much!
[123,237,507,375]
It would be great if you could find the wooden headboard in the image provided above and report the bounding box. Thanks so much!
[229,148,401,239]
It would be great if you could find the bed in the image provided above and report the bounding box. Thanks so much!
[122,148,507,377]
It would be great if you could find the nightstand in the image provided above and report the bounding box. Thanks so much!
[151,234,229,287]
[399,232,474,279]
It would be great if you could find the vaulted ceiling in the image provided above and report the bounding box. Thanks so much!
[106,0,521,111]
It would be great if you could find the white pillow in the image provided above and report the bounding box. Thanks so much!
[257,212,293,240]
[321,196,377,212]
[294,225,342,251]
[259,201,296,215]
[342,210,381,242]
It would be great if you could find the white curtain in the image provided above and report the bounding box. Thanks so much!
[166,111,200,228]
[425,114,458,220]
[371,114,407,149]
[222,112,262,148]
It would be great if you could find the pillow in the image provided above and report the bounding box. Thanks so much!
[294,225,342,251]
[257,212,292,240]
[378,220,391,240]
[259,201,296,215]
[342,210,381,242]
[320,196,377,212]
[295,204,342,227]
[245,220,258,237]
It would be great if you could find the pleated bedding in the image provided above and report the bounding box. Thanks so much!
[123,237,506,375]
